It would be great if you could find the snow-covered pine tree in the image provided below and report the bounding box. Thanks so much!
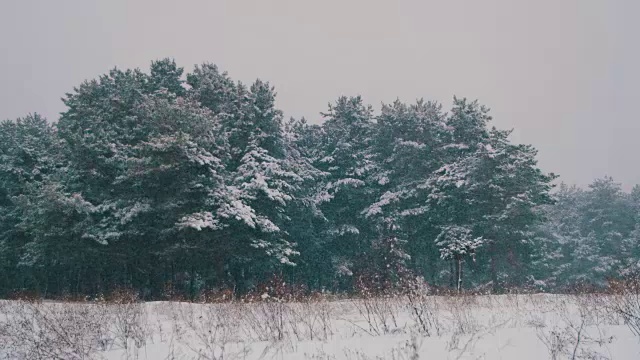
[314,96,376,284]
[364,99,448,284]
[54,62,234,295]
[533,179,640,290]
[415,98,555,289]
[116,91,233,295]
[0,114,62,294]
[435,225,483,292]
[622,186,640,276]
[529,183,580,289]
[188,69,307,290]
[148,58,185,96]
[282,117,332,288]
[54,66,157,293]
[186,63,238,125]
[569,178,635,286]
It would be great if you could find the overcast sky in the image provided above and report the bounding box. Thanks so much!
[1,0,638,188]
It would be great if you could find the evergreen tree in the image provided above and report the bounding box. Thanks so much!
[365,99,448,284]
[412,98,555,289]
[0,114,61,294]
[435,225,483,291]
[314,96,376,285]
[148,58,185,96]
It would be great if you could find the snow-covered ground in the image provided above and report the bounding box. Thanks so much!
[1,294,639,359]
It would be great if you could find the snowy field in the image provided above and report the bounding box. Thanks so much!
[1,293,640,359]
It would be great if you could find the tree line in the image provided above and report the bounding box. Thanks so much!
[0,59,636,298]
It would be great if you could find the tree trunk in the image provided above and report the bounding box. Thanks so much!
[450,259,456,288]
[456,255,463,293]
[489,243,498,293]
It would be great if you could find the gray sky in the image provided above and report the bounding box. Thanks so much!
[1,0,638,188]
